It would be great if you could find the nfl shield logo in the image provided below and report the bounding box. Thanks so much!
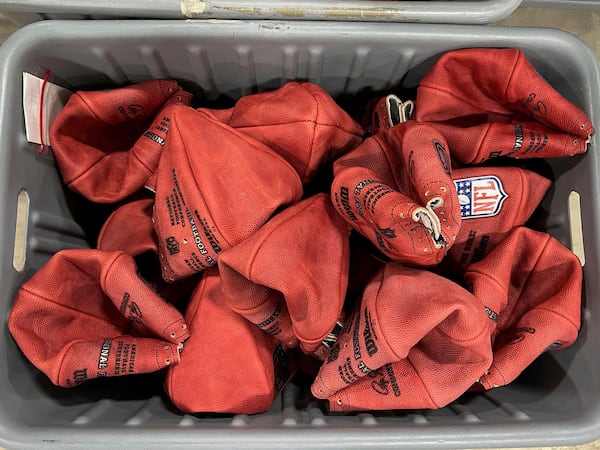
[454,176,508,219]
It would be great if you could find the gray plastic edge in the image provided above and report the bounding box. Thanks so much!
[521,0,600,8]
[0,0,523,24]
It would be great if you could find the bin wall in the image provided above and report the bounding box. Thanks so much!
[0,0,522,25]
[0,20,598,449]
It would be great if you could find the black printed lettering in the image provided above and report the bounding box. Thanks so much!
[376,225,396,239]
[172,169,186,206]
[196,212,222,255]
[363,307,379,357]
[341,362,354,384]
[370,370,390,395]
[529,132,548,154]
[408,150,416,183]
[172,188,185,227]
[459,230,477,266]
[346,360,360,381]
[354,195,365,219]
[257,302,284,329]
[143,131,165,146]
[98,338,112,370]
[363,184,394,214]
[166,236,180,255]
[190,252,207,270]
[374,230,389,252]
[464,230,476,252]
[352,307,361,360]
[186,208,208,255]
[508,123,524,156]
[525,92,547,118]
[340,187,358,221]
[523,92,536,109]
[118,104,143,120]
[115,340,124,375]
[166,196,175,226]
[183,259,196,272]
[504,327,536,345]
[333,192,343,217]
[128,344,137,373]
[524,131,536,154]
[119,293,130,315]
[127,104,144,117]
[386,364,401,397]
[327,343,340,363]
[119,293,143,328]
[122,344,130,373]
[72,368,88,385]
[118,106,128,120]
[358,361,372,374]
[434,140,451,176]
[471,235,490,264]
[338,365,352,385]
[264,324,282,336]
[354,179,377,196]
[484,306,499,322]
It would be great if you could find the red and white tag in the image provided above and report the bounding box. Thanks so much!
[22,72,72,150]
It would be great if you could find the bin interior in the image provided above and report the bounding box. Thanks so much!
[0,20,598,449]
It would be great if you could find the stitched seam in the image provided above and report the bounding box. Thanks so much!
[78,91,142,135]
[473,122,494,163]
[129,142,157,174]
[247,195,320,281]
[304,87,320,181]
[419,83,512,117]
[405,357,438,408]
[507,53,585,136]
[19,285,127,329]
[65,94,145,186]
[378,134,404,192]
[530,306,580,332]
[161,318,187,341]
[371,266,406,362]
[503,51,522,99]
[233,120,362,136]
[187,275,208,324]
[56,338,88,385]
[514,169,525,226]
[99,252,124,296]
[435,314,490,344]
[502,232,550,323]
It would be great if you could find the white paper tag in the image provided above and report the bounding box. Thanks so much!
[22,72,72,147]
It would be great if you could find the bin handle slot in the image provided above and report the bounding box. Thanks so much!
[569,190,585,267]
[13,189,29,272]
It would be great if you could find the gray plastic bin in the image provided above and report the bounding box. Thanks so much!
[522,0,600,7]
[0,19,599,450]
[0,0,523,25]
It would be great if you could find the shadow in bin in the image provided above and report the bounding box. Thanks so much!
[59,181,117,249]
[5,323,168,406]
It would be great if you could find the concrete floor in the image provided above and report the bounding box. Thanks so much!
[498,6,600,57]
[0,6,599,450]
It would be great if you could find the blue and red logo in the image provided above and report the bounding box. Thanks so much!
[454,176,508,219]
